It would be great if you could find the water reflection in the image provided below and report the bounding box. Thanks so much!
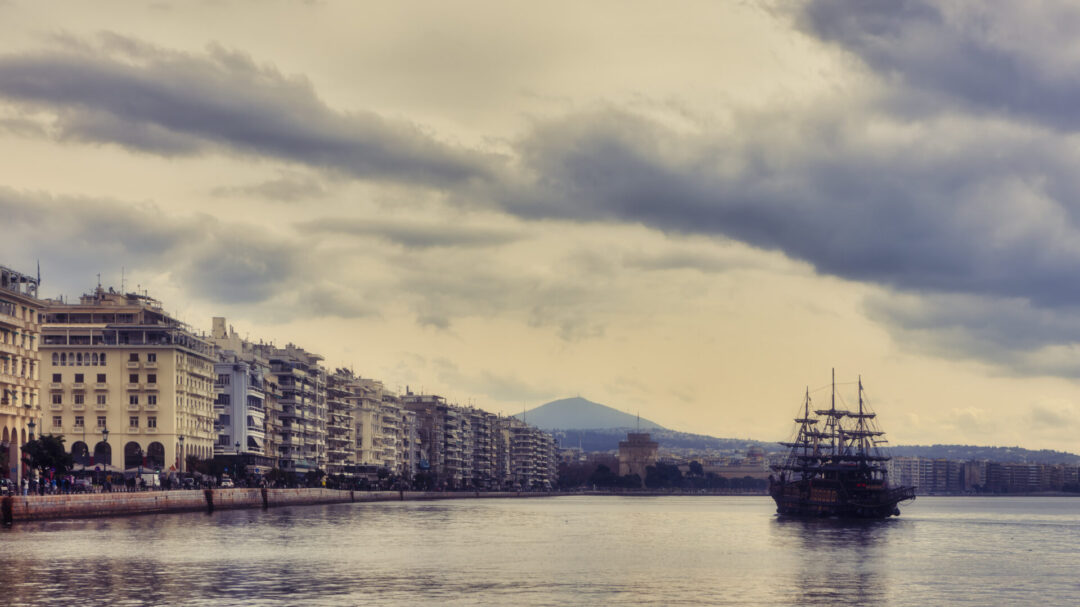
[770,516,905,606]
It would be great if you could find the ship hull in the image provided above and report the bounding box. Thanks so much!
[769,480,915,519]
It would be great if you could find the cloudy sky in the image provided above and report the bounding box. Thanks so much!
[4,1,1080,450]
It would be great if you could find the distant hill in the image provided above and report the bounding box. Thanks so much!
[513,397,665,431]
[552,428,771,453]
[888,444,1080,465]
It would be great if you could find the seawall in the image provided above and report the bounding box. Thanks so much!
[0,489,553,523]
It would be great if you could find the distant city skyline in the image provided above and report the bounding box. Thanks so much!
[3,2,1080,451]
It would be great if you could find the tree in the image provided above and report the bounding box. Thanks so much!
[688,461,704,477]
[644,463,684,489]
[22,434,74,479]
[588,464,618,488]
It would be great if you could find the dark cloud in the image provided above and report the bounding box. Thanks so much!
[0,34,497,186]
[212,173,328,203]
[799,1,1080,130]
[865,292,1080,377]
[0,187,305,306]
[501,108,1080,309]
[298,217,522,249]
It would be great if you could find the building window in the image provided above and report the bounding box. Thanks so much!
[52,416,61,427]
[92,353,99,366]
[52,353,58,366]
[52,373,60,382]
[147,353,156,363]
[97,394,106,405]
[74,373,84,383]
[74,393,84,405]
[96,416,106,428]
[97,373,106,383]
[100,353,106,366]
[76,353,82,366]
[129,395,139,405]
[147,416,157,428]
[60,353,66,366]
[147,395,157,405]
[74,416,84,428]
[147,374,156,384]
[129,374,138,384]
[129,416,138,428]
[129,353,139,362]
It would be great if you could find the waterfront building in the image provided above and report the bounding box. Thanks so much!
[402,392,454,486]
[0,265,43,484]
[41,287,216,475]
[326,369,357,478]
[466,407,500,489]
[617,432,659,483]
[207,318,281,476]
[501,417,557,490]
[262,344,327,477]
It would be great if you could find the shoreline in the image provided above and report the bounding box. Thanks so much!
[0,488,555,524]
[5,488,1076,525]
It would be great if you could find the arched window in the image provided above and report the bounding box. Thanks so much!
[71,442,90,465]
[147,442,165,469]
[93,442,112,466]
[60,353,66,366]
[52,353,58,366]
[76,353,82,366]
[100,353,106,366]
[124,442,145,469]
[92,353,99,366]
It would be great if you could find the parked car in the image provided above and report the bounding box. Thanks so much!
[72,478,94,493]
[219,476,235,488]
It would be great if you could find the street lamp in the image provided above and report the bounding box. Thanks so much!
[178,435,184,473]
[27,419,35,441]
[101,426,110,490]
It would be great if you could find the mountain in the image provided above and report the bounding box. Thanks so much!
[513,397,666,431]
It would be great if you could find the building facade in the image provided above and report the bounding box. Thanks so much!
[0,265,43,484]
[41,287,216,475]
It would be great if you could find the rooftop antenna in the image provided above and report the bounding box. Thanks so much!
[121,267,125,293]
[36,260,40,285]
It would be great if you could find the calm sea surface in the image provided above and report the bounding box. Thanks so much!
[1,495,1079,606]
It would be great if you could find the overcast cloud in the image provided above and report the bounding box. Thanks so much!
[4,2,1080,447]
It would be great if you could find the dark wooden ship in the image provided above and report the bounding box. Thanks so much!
[769,371,915,518]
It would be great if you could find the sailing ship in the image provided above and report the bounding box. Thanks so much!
[769,371,915,518]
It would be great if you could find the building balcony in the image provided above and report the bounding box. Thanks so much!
[72,382,85,390]
[145,383,158,391]
[144,360,157,369]
[51,425,65,433]
[94,383,108,390]
[127,426,140,434]
[126,361,140,369]
[126,383,141,391]
[71,402,85,411]
[49,382,63,390]
[49,402,62,411]
[145,427,158,434]
[94,402,109,411]
[127,403,140,411]
[145,402,158,411]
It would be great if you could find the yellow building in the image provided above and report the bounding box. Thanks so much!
[41,287,216,474]
[0,265,43,484]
